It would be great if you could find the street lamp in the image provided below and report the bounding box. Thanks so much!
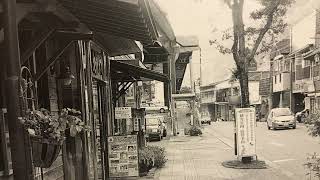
[57,66,75,86]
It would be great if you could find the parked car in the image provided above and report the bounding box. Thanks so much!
[176,101,190,109]
[141,102,168,113]
[201,116,211,125]
[145,116,165,141]
[295,109,309,123]
[267,108,296,130]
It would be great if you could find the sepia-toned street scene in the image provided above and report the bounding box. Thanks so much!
[1,0,320,180]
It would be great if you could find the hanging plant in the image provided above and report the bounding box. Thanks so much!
[20,108,88,168]
[21,108,89,139]
[59,108,89,137]
[21,108,67,141]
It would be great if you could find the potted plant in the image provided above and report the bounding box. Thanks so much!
[21,108,87,168]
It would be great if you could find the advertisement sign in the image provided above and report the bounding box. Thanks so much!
[108,135,139,178]
[115,107,132,119]
[235,108,256,158]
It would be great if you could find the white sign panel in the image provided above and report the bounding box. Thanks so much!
[235,108,256,158]
[115,107,132,119]
[108,135,139,177]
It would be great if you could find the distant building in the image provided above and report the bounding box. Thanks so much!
[200,71,267,121]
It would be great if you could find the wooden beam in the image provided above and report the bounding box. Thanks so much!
[74,14,149,36]
[56,30,94,41]
[61,5,146,27]
[72,12,148,31]
[85,23,152,43]
[21,27,56,65]
[35,40,73,81]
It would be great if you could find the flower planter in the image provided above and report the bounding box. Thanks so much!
[30,136,64,168]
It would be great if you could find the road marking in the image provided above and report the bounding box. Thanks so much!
[272,159,296,163]
[269,141,285,147]
[210,126,296,178]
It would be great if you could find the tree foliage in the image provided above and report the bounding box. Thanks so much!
[209,0,295,107]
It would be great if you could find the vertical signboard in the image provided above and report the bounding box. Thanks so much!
[108,135,139,178]
[235,108,256,159]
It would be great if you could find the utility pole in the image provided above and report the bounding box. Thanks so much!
[269,60,274,112]
[3,0,34,179]
[289,26,294,112]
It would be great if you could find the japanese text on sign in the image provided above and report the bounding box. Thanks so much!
[115,107,132,119]
[235,108,256,158]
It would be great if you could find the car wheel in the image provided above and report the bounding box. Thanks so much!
[267,122,270,130]
[293,125,296,129]
[297,116,301,123]
[160,108,165,113]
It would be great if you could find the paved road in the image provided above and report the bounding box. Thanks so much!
[208,121,320,180]
[147,122,320,180]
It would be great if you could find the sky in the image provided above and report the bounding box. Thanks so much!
[154,0,320,86]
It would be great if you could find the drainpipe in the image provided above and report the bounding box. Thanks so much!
[3,0,34,179]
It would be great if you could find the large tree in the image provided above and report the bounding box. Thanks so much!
[211,0,295,107]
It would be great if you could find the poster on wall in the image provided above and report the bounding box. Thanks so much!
[108,135,139,178]
[235,108,256,159]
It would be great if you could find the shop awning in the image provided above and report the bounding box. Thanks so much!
[94,33,141,57]
[111,60,168,82]
[143,41,169,64]
[172,93,196,101]
[304,48,320,60]
[58,0,158,44]
[176,51,192,91]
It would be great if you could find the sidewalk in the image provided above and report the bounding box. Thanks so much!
[147,126,296,180]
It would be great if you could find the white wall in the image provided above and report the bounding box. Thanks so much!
[153,81,165,105]
[273,73,290,92]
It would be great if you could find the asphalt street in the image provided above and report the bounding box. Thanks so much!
[204,122,320,180]
[147,121,320,180]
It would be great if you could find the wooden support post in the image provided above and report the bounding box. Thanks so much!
[3,0,34,179]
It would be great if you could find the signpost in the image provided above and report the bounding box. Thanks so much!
[108,135,139,178]
[115,107,132,119]
[235,108,256,161]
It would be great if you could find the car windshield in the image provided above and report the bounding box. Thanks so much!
[147,118,159,125]
[273,108,292,116]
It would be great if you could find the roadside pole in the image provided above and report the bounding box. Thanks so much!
[269,60,274,112]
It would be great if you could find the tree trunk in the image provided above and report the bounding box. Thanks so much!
[238,63,250,108]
